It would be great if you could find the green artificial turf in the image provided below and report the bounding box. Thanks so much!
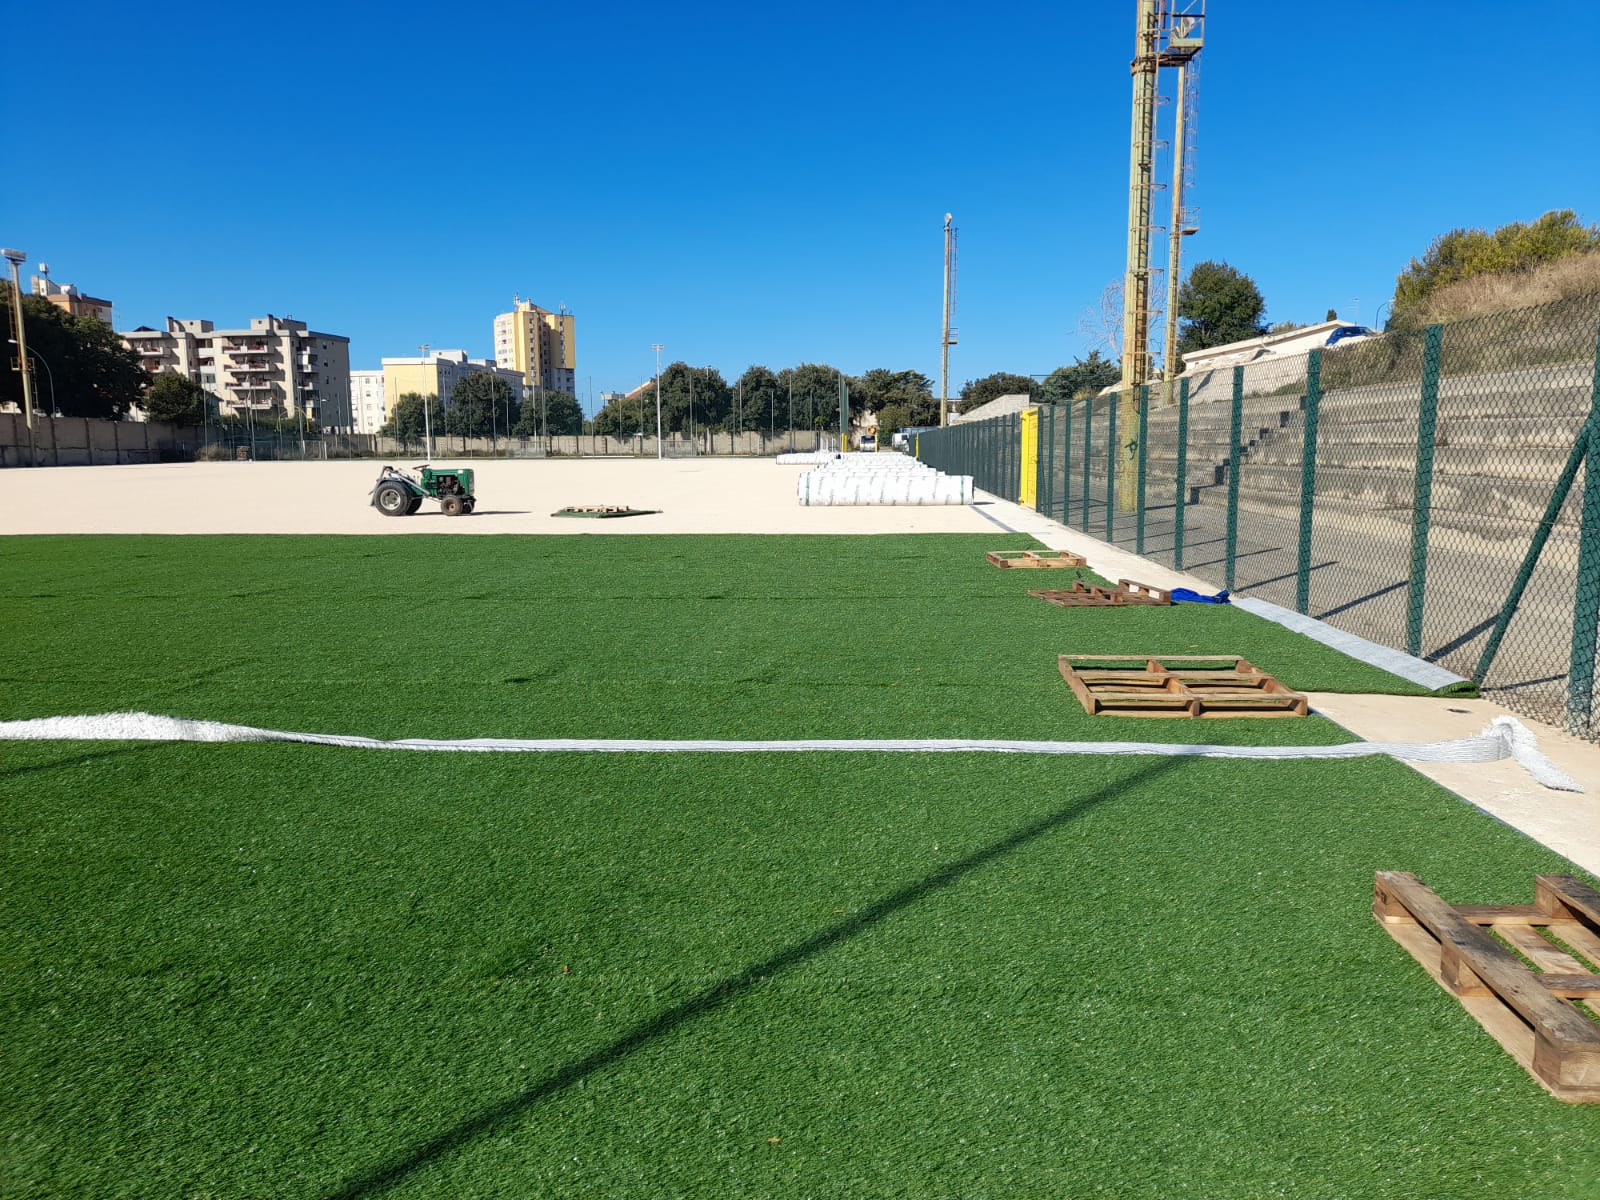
[4,534,1597,1199]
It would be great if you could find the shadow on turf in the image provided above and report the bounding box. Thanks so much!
[0,744,158,781]
[323,755,1184,1199]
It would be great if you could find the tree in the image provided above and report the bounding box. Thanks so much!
[774,363,845,435]
[441,373,507,439]
[592,387,648,438]
[0,293,146,419]
[1176,260,1268,356]
[734,365,783,435]
[513,390,583,437]
[958,372,1035,413]
[848,368,938,426]
[1077,280,1124,361]
[379,392,443,443]
[651,363,731,435]
[1038,352,1120,403]
[140,372,209,425]
[1391,209,1600,326]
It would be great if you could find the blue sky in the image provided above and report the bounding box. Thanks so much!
[7,1,1597,410]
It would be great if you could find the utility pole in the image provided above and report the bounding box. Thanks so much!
[940,214,958,427]
[3,249,37,466]
[651,343,663,459]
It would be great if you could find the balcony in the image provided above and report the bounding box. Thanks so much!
[231,362,272,374]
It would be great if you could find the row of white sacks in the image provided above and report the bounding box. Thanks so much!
[793,453,974,505]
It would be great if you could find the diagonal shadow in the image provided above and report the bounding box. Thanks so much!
[1183,544,1288,572]
[322,755,1185,1199]
[1315,579,1409,621]
[1428,613,1499,661]
[1239,560,1340,592]
[0,743,158,781]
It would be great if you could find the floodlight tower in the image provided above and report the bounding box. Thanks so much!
[1162,49,1202,403]
[940,213,958,427]
[1118,0,1203,503]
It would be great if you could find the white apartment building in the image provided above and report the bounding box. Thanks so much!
[120,314,351,429]
[350,370,387,434]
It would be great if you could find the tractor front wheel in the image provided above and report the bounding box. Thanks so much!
[404,494,423,515]
[441,494,465,517]
[374,482,412,516]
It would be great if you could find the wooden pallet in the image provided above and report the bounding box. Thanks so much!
[552,505,656,519]
[1373,872,1600,1102]
[1057,654,1309,718]
[1118,579,1172,604]
[986,549,1087,569]
[1030,581,1172,608]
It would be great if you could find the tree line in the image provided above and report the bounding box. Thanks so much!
[379,374,584,441]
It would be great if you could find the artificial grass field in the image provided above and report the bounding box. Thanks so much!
[4,533,1599,1198]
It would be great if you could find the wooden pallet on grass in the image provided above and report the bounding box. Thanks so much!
[986,549,1086,569]
[1030,581,1172,608]
[1373,871,1600,1102]
[1118,579,1172,604]
[1058,654,1309,718]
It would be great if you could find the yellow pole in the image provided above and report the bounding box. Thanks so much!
[1019,407,1039,509]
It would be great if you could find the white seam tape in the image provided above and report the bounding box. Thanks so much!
[0,712,1580,791]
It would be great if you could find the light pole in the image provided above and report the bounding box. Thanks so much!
[1374,300,1393,331]
[3,248,37,465]
[418,343,432,459]
[651,343,663,459]
[7,339,54,415]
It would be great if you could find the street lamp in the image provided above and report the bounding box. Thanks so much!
[418,343,432,459]
[651,343,663,460]
[3,248,37,465]
[7,339,54,416]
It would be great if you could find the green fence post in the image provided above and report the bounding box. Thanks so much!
[1174,377,1189,570]
[1407,325,1443,656]
[1106,389,1120,543]
[1475,427,1589,685]
[1226,367,1243,591]
[1296,350,1322,615]
[1062,400,1073,524]
[1136,384,1149,555]
[1081,395,1093,528]
[1566,325,1600,733]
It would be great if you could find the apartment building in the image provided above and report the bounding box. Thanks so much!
[493,298,576,396]
[375,349,525,426]
[350,370,387,434]
[120,314,351,429]
[32,266,113,324]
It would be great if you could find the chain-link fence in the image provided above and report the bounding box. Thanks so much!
[917,293,1600,738]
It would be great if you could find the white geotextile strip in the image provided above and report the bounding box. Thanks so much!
[0,711,1580,791]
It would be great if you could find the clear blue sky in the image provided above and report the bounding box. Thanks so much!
[7,1,1597,410]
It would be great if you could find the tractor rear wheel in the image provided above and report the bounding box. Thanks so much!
[462,498,476,514]
[374,482,412,516]
[441,494,465,517]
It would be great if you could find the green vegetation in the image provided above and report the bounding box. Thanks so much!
[1177,260,1270,357]
[0,292,146,419]
[1392,209,1600,328]
[5,534,1597,1199]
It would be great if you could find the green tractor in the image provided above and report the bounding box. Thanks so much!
[370,464,477,517]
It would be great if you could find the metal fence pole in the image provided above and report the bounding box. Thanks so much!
[1043,405,1054,518]
[1565,322,1600,733]
[1106,388,1120,543]
[1296,350,1322,614]
[1406,325,1443,656]
[1136,384,1149,555]
[1062,400,1073,524]
[1174,377,1189,570]
[1081,396,1093,528]
[1225,367,1243,591]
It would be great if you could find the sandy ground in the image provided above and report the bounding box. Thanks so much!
[6,456,1598,875]
[0,458,999,536]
